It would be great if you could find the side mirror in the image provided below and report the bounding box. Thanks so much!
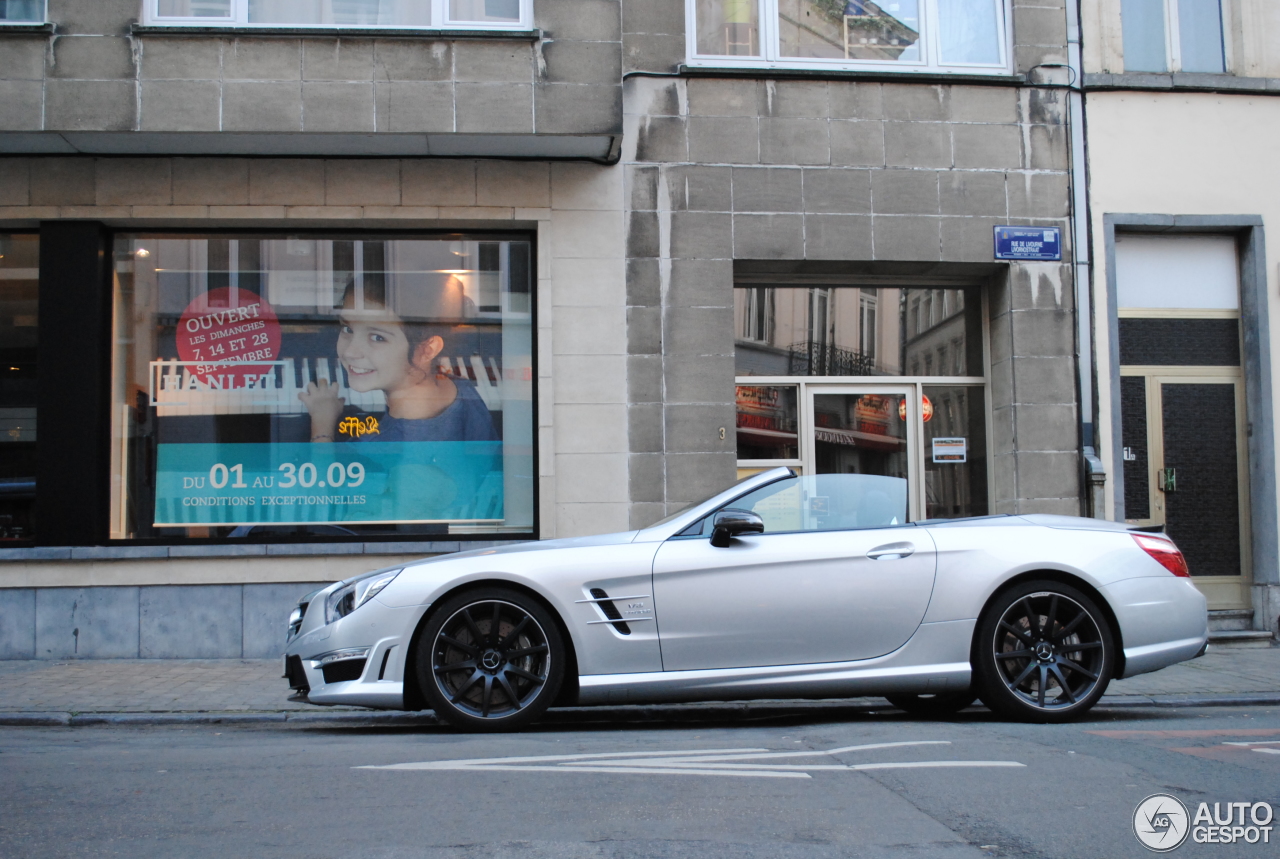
[710,508,764,548]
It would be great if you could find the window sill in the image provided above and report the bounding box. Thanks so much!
[0,23,53,35]
[130,23,540,39]
[1083,72,1280,95]
[0,540,525,562]
[677,63,1025,86]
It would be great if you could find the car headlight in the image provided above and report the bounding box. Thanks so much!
[324,569,401,625]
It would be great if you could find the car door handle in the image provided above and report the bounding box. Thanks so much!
[867,542,914,560]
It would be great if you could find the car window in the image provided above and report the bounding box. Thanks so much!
[705,474,909,535]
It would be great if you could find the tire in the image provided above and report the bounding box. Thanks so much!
[416,587,565,733]
[885,691,978,717]
[974,580,1115,723]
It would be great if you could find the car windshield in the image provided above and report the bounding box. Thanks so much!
[643,469,791,529]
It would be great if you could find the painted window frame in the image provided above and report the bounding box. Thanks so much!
[144,0,532,31]
[685,0,1013,75]
[0,0,45,24]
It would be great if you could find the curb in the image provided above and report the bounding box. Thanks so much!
[3,693,1280,727]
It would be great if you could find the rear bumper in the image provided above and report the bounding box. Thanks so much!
[1102,576,1209,678]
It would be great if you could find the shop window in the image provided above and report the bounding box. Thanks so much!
[147,0,530,29]
[0,0,42,21]
[689,0,1009,74]
[110,233,534,541]
[0,235,37,542]
[1121,0,1225,73]
[736,384,799,460]
[734,286,982,378]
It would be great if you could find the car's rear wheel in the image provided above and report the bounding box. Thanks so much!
[974,580,1114,723]
[885,691,978,717]
[416,587,564,732]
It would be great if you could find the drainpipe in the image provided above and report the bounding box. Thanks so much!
[1063,0,1106,518]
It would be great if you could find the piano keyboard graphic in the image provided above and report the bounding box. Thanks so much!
[149,356,504,417]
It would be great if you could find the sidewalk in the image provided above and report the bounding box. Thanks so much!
[0,644,1276,726]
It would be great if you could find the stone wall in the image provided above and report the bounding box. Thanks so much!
[0,0,622,142]
[622,76,1082,523]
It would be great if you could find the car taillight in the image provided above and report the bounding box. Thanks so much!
[1132,533,1190,577]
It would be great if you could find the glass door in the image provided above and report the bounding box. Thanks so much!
[807,385,921,521]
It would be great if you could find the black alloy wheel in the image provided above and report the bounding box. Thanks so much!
[974,580,1114,723]
[416,587,565,732]
[885,691,978,717]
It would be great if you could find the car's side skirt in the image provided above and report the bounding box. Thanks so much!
[576,619,976,706]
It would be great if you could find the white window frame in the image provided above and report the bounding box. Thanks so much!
[145,0,532,31]
[0,0,46,24]
[685,0,1012,75]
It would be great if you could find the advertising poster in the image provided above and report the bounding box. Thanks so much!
[124,236,532,532]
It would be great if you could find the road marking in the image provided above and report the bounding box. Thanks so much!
[357,741,1027,780]
[1223,740,1280,746]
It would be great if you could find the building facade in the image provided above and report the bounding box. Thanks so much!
[0,0,1087,659]
[1079,0,1279,640]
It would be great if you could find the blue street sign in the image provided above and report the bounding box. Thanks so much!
[994,226,1062,261]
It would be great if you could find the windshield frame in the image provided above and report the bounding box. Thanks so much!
[632,466,795,542]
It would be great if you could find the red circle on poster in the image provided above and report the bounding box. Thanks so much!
[176,288,282,387]
[898,395,934,422]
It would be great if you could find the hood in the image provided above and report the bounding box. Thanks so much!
[401,529,641,570]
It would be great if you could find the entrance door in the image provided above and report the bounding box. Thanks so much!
[1120,371,1250,609]
[807,386,922,521]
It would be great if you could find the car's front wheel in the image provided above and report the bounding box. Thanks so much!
[416,587,565,732]
[974,580,1114,723]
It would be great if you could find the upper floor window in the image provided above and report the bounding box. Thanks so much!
[1122,0,1225,73]
[147,0,528,29]
[689,0,1009,74]
[0,0,44,23]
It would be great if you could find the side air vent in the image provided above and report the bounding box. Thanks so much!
[589,588,632,635]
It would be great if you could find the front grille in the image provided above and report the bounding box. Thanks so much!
[590,588,631,635]
[321,658,367,684]
[284,655,309,692]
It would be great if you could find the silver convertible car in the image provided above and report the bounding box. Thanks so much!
[282,467,1208,731]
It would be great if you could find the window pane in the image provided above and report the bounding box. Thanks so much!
[157,0,232,17]
[936,0,1002,65]
[780,0,920,62]
[450,0,520,24]
[696,0,760,56]
[727,473,909,532]
[734,287,982,377]
[1121,0,1168,72]
[0,0,44,21]
[248,0,430,25]
[1177,0,1224,73]
[0,235,37,542]
[922,385,987,519]
[736,385,798,459]
[110,234,533,540]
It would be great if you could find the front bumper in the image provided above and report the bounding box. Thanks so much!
[283,600,421,709]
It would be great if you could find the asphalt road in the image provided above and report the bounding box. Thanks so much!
[2,704,1279,859]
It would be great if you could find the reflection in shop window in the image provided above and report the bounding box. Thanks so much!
[736,385,799,460]
[110,233,534,542]
[923,385,987,518]
[734,286,982,377]
[0,234,37,542]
